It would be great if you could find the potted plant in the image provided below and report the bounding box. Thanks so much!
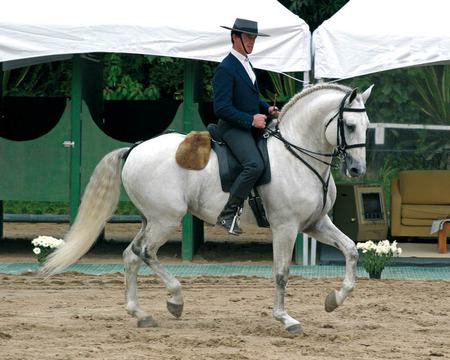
[356,240,402,279]
[31,236,65,265]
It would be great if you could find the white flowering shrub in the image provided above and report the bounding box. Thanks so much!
[31,236,65,265]
[356,240,402,276]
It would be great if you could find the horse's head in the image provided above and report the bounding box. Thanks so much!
[324,85,373,178]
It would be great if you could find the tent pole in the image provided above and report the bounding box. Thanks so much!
[303,71,310,86]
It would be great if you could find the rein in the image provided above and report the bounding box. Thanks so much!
[265,90,366,210]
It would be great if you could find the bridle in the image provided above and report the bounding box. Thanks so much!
[265,90,367,210]
[325,90,367,156]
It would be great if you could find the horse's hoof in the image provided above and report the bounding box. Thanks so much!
[286,323,303,334]
[325,290,339,312]
[167,301,183,318]
[137,316,158,328]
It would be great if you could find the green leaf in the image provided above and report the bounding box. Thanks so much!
[412,65,450,124]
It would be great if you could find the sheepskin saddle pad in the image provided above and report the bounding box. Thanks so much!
[175,131,211,170]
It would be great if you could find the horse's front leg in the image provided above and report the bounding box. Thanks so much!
[307,215,358,312]
[272,224,302,333]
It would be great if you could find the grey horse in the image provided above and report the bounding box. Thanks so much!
[42,83,373,333]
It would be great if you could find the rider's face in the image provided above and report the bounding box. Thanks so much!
[233,33,257,55]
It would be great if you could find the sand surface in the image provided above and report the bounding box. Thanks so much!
[1,223,450,359]
[1,273,450,360]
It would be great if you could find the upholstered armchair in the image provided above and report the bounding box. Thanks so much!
[390,170,450,238]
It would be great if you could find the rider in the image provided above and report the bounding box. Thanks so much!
[213,18,279,235]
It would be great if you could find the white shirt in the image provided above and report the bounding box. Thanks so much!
[231,48,256,84]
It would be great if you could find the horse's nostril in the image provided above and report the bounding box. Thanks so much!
[349,167,360,176]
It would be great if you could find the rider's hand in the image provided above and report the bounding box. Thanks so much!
[252,114,267,129]
[268,106,280,118]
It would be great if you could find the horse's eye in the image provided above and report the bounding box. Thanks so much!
[346,124,355,133]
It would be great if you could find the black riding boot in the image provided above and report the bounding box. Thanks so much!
[217,195,243,235]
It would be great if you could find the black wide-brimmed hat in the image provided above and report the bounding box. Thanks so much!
[221,18,269,37]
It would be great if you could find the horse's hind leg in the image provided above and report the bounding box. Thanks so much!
[307,215,358,312]
[272,224,302,333]
[139,221,184,319]
[123,219,157,327]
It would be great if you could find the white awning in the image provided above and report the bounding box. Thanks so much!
[313,0,450,79]
[0,0,311,72]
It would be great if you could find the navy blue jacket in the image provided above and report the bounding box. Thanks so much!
[213,53,269,130]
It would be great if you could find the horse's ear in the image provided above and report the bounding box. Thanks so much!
[349,88,358,103]
[361,84,374,104]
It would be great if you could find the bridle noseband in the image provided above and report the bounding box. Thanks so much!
[265,90,367,211]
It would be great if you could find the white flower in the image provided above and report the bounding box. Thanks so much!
[31,236,64,249]
[357,239,402,275]
[33,247,41,255]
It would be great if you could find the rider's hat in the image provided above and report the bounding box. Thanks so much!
[221,18,269,37]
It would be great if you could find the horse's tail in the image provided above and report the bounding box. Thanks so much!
[40,147,130,276]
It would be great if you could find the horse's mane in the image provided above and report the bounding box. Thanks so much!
[278,83,353,122]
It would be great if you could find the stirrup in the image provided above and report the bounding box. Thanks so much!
[228,216,240,235]
[217,206,243,235]
[218,217,242,235]
[228,206,243,235]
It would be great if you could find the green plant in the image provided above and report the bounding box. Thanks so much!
[264,72,298,103]
[103,54,159,100]
[103,54,185,100]
[344,68,422,124]
[2,67,30,93]
[285,0,349,31]
[146,56,184,100]
[2,62,71,96]
[201,62,215,101]
[410,65,450,124]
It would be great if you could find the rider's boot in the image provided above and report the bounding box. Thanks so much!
[216,195,243,235]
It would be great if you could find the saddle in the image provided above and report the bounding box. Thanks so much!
[207,123,272,227]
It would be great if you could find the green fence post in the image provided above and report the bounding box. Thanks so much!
[0,201,3,240]
[181,60,204,260]
[294,233,304,265]
[69,55,82,224]
[0,71,3,239]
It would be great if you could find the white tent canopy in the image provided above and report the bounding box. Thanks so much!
[313,0,450,79]
[0,0,310,73]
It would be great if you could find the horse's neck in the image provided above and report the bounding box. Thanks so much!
[278,93,337,156]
